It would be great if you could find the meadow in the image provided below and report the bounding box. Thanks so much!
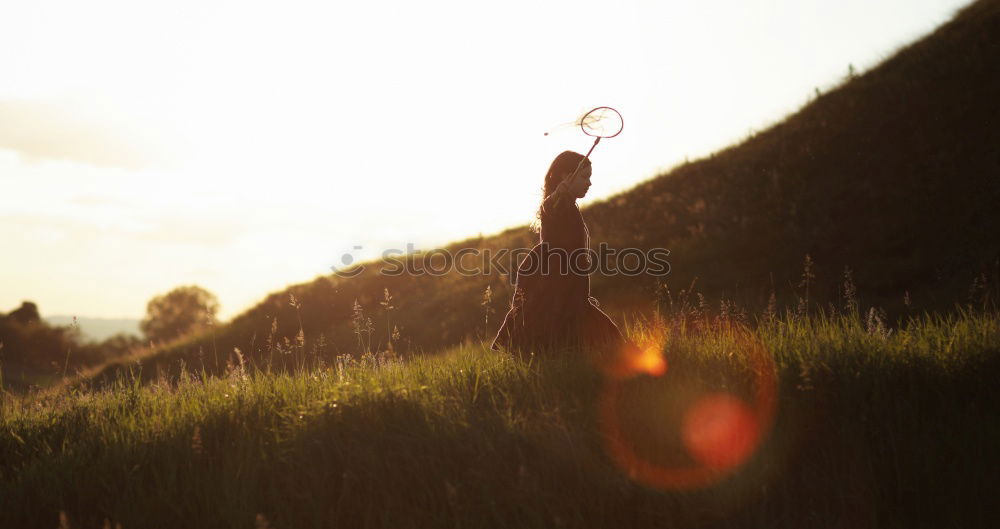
[2,305,997,528]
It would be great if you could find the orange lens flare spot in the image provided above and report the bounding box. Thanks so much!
[682,393,759,470]
[601,343,668,379]
[633,345,668,377]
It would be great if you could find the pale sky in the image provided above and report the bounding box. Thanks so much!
[0,0,972,320]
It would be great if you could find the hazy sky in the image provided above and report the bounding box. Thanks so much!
[0,0,973,320]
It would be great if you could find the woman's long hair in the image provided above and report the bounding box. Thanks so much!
[533,150,590,232]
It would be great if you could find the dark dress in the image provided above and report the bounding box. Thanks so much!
[490,194,638,356]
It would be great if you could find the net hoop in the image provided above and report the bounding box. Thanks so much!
[579,106,624,139]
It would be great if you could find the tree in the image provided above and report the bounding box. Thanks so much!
[0,301,78,373]
[8,301,40,325]
[140,285,219,344]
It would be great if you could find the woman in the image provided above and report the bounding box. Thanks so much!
[491,151,640,360]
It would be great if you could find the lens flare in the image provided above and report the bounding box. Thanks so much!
[682,393,759,469]
[602,343,668,379]
[601,322,669,379]
[633,345,668,376]
[598,324,777,490]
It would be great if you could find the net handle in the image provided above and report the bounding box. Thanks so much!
[550,106,622,208]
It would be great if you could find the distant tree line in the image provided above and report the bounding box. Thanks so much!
[1,285,219,392]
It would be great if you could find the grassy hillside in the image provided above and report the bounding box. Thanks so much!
[3,310,998,528]
[88,0,1000,384]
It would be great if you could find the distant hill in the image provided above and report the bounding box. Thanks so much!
[90,0,1000,383]
[45,316,140,342]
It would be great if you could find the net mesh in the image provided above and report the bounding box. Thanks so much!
[578,107,623,138]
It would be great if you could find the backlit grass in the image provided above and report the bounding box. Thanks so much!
[2,309,997,528]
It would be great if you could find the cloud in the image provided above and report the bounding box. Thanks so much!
[0,99,173,169]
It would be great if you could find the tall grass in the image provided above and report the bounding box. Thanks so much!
[2,308,997,528]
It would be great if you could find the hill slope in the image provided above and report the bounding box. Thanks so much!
[94,0,1000,381]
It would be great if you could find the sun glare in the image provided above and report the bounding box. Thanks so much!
[0,0,974,319]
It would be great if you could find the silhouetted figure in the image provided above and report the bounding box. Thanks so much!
[491,151,640,359]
